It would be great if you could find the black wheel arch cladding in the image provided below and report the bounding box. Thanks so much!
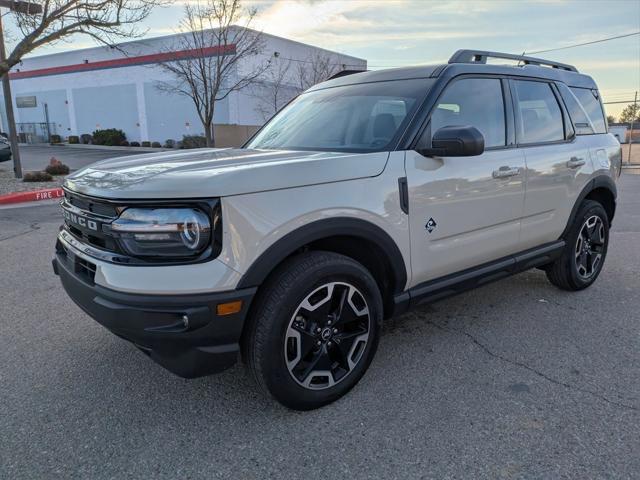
[561,175,616,239]
[236,217,408,296]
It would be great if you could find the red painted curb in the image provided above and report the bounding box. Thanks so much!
[0,187,64,205]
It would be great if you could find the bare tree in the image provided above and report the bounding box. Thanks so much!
[296,52,345,91]
[252,55,299,122]
[156,0,268,147]
[1,0,165,78]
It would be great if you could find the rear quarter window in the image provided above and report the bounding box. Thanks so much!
[557,83,595,135]
[570,87,607,134]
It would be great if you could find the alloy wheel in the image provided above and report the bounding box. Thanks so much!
[575,215,606,280]
[284,282,370,390]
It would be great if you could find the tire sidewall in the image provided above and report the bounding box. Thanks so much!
[565,201,609,289]
[257,256,383,410]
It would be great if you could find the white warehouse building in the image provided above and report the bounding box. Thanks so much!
[2,29,366,146]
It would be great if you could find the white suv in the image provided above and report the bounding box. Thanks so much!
[53,50,621,410]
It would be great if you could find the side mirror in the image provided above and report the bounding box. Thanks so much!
[417,125,485,157]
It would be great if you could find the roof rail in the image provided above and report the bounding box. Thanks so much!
[448,49,578,72]
[327,69,367,80]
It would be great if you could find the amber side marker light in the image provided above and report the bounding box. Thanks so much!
[216,300,243,316]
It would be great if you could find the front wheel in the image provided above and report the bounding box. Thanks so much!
[245,251,383,410]
[546,200,610,291]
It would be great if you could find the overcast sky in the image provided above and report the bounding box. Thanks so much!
[17,0,640,118]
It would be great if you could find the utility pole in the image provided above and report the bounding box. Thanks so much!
[0,1,43,178]
[44,102,51,140]
[0,14,22,178]
[629,91,638,164]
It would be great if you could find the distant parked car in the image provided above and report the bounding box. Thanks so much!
[0,137,11,162]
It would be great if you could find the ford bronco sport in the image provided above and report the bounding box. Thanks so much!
[53,50,621,410]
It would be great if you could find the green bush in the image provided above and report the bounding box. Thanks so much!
[141,141,151,147]
[80,134,92,144]
[151,141,162,148]
[68,135,79,144]
[23,171,53,182]
[181,135,207,149]
[49,134,62,144]
[130,141,140,147]
[92,128,126,146]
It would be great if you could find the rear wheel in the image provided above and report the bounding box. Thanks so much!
[245,251,382,410]
[546,200,609,291]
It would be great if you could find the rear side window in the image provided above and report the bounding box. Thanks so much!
[556,83,594,135]
[512,80,564,144]
[431,78,506,148]
[570,87,607,134]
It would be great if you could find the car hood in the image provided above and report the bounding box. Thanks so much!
[64,148,389,199]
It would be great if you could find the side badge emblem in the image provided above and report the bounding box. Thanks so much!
[425,218,437,233]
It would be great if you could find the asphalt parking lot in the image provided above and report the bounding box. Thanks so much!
[1,171,639,479]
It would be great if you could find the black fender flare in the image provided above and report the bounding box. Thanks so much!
[236,217,408,293]
[561,175,617,238]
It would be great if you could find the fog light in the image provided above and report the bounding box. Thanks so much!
[216,300,243,316]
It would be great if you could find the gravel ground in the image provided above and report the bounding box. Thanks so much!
[0,166,66,195]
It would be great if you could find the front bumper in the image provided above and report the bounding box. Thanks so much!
[52,249,256,378]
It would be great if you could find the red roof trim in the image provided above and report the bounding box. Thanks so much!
[9,44,236,80]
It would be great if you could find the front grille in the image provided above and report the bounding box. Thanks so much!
[65,191,118,217]
[61,191,123,255]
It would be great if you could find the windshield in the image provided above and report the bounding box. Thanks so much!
[246,78,433,153]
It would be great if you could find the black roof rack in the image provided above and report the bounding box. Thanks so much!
[327,69,367,80]
[448,49,578,73]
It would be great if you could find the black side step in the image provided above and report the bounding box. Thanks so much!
[393,240,565,315]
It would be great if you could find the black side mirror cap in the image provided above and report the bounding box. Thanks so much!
[417,125,485,157]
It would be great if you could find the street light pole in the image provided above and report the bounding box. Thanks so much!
[0,13,23,178]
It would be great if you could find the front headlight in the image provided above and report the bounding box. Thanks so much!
[110,208,212,258]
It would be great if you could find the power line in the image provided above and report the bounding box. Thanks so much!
[603,99,639,105]
[276,31,640,70]
[525,31,640,55]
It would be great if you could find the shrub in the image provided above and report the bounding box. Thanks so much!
[141,141,151,147]
[181,135,207,149]
[23,171,53,182]
[120,140,130,147]
[45,157,69,175]
[45,163,70,175]
[151,141,162,148]
[130,141,140,147]
[92,128,126,146]
[80,134,92,144]
[163,139,176,148]
[68,135,79,144]
[50,134,62,144]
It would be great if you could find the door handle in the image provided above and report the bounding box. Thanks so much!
[567,157,586,169]
[492,166,520,179]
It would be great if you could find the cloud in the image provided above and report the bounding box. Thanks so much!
[249,0,507,50]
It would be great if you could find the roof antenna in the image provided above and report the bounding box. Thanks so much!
[517,51,526,67]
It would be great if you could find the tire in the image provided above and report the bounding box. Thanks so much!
[546,200,610,291]
[245,251,383,410]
